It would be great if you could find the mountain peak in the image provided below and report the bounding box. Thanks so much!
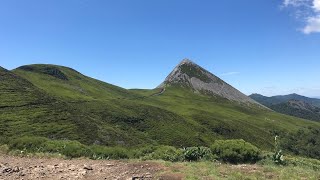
[158,59,261,105]
[0,66,9,75]
[0,66,7,71]
[178,58,194,65]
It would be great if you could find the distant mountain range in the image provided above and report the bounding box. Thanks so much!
[1,59,320,159]
[250,93,320,122]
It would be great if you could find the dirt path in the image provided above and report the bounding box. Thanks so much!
[0,155,171,180]
[151,88,166,96]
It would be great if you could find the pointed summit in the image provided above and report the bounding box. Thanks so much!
[178,58,194,64]
[158,59,261,105]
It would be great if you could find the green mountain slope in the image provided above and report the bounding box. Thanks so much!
[1,62,320,160]
[13,64,135,101]
[250,93,320,108]
[250,94,320,122]
[0,66,76,141]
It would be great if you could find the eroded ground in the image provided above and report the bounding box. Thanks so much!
[0,155,167,180]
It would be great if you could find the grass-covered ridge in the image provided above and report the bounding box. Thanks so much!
[1,64,320,161]
[13,64,136,100]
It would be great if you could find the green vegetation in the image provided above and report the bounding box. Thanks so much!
[250,93,320,108]
[5,136,260,164]
[271,102,320,122]
[183,147,214,161]
[158,157,320,180]
[211,139,261,164]
[2,139,319,179]
[272,136,286,165]
[0,64,319,162]
[142,145,183,162]
[250,93,320,122]
[282,127,320,159]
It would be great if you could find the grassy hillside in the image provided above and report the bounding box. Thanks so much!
[13,64,136,101]
[1,64,319,160]
[131,86,320,149]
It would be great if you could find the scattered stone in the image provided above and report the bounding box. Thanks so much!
[68,165,76,171]
[12,166,20,172]
[19,172,26,176]
[83,165,93,170]
[3,167,12,173]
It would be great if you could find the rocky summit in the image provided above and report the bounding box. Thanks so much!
[158,59,260,105]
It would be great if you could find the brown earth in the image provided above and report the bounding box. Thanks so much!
[0,155,180,180]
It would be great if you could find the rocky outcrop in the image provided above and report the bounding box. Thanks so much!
[158,59,261,105]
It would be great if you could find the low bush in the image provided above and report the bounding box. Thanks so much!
[183,147,214,161]
[211,139,261,164]
[46,140,91,158]
[142,145,183,162]
[9,136,92,158]
[8,137,264,164]
[130,145,158,159]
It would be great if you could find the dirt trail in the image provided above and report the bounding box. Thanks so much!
[0,155,175,180]
[151,88,166,97]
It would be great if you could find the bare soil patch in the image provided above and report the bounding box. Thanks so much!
[0,155,168,180]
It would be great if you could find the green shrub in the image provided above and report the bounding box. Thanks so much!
[183,147,214,161]
[55,141,91,158]
[9,136,48,152]
[130,145,158,159]
[9,137,92,158]
[90,145,129,159]
[142,145,183,162]
[211,139,261,164]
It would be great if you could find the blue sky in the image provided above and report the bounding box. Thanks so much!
[1,0,320,97]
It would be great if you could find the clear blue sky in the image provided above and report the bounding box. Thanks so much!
[1,0,320,97]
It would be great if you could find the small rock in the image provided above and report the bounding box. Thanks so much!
[68,165,76,171]
[84,165,93,171]
[132,176,142,180]
[106,164,114,167]
[12,166,20,172]
[47,165,55,170]
[78,169,87,176]
[3,167,12,173]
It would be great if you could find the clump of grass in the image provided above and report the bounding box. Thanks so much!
[90,145,129,160]
[0,144,9,154]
